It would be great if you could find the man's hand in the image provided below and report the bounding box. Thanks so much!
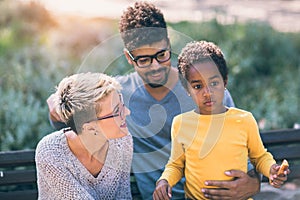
[47,93,61,122]
[201,169,260,200]
[153,179,172,200]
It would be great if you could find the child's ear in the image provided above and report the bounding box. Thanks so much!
[185,84,191,96]
[224,77,228,87]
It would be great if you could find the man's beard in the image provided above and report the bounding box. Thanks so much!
[148,83,164,88]
[145,68,169,88]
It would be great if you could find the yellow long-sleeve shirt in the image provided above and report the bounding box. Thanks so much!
[159,107,275,199]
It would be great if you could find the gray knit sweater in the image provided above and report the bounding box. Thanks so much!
[35,130,133,200]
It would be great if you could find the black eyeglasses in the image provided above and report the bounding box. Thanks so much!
[126,48,171,68]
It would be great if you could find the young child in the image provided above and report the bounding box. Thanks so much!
[153,41,290,200]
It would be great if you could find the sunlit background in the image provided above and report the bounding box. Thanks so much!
[0,0,300,198]
[1,0,299,147]
[21,0,128,19]
[19,0,300,32]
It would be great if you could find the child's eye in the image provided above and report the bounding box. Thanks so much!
[210,81,219,86]
[192,84,203,89]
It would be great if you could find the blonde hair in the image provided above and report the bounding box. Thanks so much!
[54,72,121,133]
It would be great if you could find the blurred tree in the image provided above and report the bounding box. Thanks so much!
[0,0,299,150]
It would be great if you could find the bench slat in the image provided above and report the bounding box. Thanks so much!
[0,150,35,167]
[0,190,38,200]
[289,165,300,180]
[261,129,300,144]
[267,145,300,161]
[0,169,37,186]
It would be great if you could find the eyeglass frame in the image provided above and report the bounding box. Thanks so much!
[88,93,125,122]
[126,47,172,68]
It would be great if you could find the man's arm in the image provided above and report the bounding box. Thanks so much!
[224,89,235,107]
[47,94,67,130]
[202,169,260,200]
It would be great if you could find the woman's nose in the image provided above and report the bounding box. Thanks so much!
[124,106,130,116]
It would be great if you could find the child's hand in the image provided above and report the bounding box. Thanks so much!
[269,160,290,188]
[153,179,172,200]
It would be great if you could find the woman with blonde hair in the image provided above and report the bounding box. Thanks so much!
[36,72,132,199]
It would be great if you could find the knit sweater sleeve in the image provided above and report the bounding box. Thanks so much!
[36,136,94,200]
[115,170,132,199]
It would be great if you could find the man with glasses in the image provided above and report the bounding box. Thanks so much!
[48,2,260,199]
[117,3,259,199]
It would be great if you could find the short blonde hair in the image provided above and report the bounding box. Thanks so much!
[54,72,122,133]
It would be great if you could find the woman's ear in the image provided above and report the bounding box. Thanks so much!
[82,122,96,133]
[123,49,134,65]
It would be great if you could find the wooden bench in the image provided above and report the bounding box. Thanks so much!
[1,128,300,199]
[0,149,141,200]
[0,150,37,200]
[260,129,300,182]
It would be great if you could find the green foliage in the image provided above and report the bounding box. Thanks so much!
[0,1,68,150]
[0,0,299,150]
[0,43,72,150]
[223,23,300,129]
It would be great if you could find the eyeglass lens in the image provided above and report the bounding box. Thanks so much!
[131,49,171,68]
[119,94,125,120]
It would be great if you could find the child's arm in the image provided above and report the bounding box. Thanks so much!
[153,179,172,200]
[269,159,290,188]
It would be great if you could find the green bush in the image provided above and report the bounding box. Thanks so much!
[0,0,66,150]
[0,0,299,150]
[222,23,300,129]
[0,45,69,150]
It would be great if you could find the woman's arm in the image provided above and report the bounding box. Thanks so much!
[115,172,132,199]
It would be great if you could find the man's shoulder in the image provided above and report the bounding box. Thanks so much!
[116,72,145,100]
[116,72,140,85]
[224,89,235,107]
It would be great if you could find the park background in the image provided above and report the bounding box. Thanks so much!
[0,0,299,199]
